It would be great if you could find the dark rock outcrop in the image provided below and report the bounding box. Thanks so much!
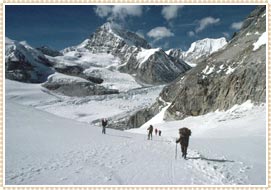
[54,65,104,84]
[42,76,118,97]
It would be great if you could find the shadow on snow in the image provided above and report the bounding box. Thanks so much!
[186,156,234,163]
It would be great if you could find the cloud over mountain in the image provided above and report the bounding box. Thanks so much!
[195,16,220,33]
[147,27,174,40]
[94,5,143,21]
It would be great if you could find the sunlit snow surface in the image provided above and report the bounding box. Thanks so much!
[253,32,267,51]
[6,79,266,185]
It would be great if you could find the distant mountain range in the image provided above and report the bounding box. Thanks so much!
[5,21,228,86]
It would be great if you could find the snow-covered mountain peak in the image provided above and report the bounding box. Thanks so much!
[186,37,227,56]
[94,22,151,49]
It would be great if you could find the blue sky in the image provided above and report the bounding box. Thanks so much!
[5,5,257,51]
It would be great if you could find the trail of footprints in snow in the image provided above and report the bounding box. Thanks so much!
[186,149,251,185]
[7,165,43,184]
[58,147,128,183]
[8,145,130,184]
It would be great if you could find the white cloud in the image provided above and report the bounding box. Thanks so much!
[147,27,174,40]
[195,17,220,33]
[231,21,243,30]
[94,6,112,18]
[188,31,195,37]
[161,5,184,21]
[222,32,230,38]
[112,5,143,20]
[94,5,143,21]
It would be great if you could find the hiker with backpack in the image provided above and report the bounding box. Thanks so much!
[147,125,154,140]
[176,127,191,159]
[101,118,108,134]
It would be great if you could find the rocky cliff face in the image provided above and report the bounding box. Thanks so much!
[128,5,266,127]
[5,37,54,83]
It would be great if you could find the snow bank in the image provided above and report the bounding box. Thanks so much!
[202,65,215,75]
[253,32,266,51]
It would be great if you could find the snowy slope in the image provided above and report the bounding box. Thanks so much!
[128,101,266,185]
[5,80,266,185]
[5,100,206,185]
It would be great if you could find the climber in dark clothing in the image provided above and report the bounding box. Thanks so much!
[176,127,191,159]
[101,118,108,134]
[147,125,154,140]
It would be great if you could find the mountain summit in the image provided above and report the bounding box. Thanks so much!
[64,22,151,55]
[166,37,227,66]
[183,37,227,63]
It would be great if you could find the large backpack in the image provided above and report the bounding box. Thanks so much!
[179,127,191,137]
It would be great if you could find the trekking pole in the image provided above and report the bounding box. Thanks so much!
[175,138,177,160]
